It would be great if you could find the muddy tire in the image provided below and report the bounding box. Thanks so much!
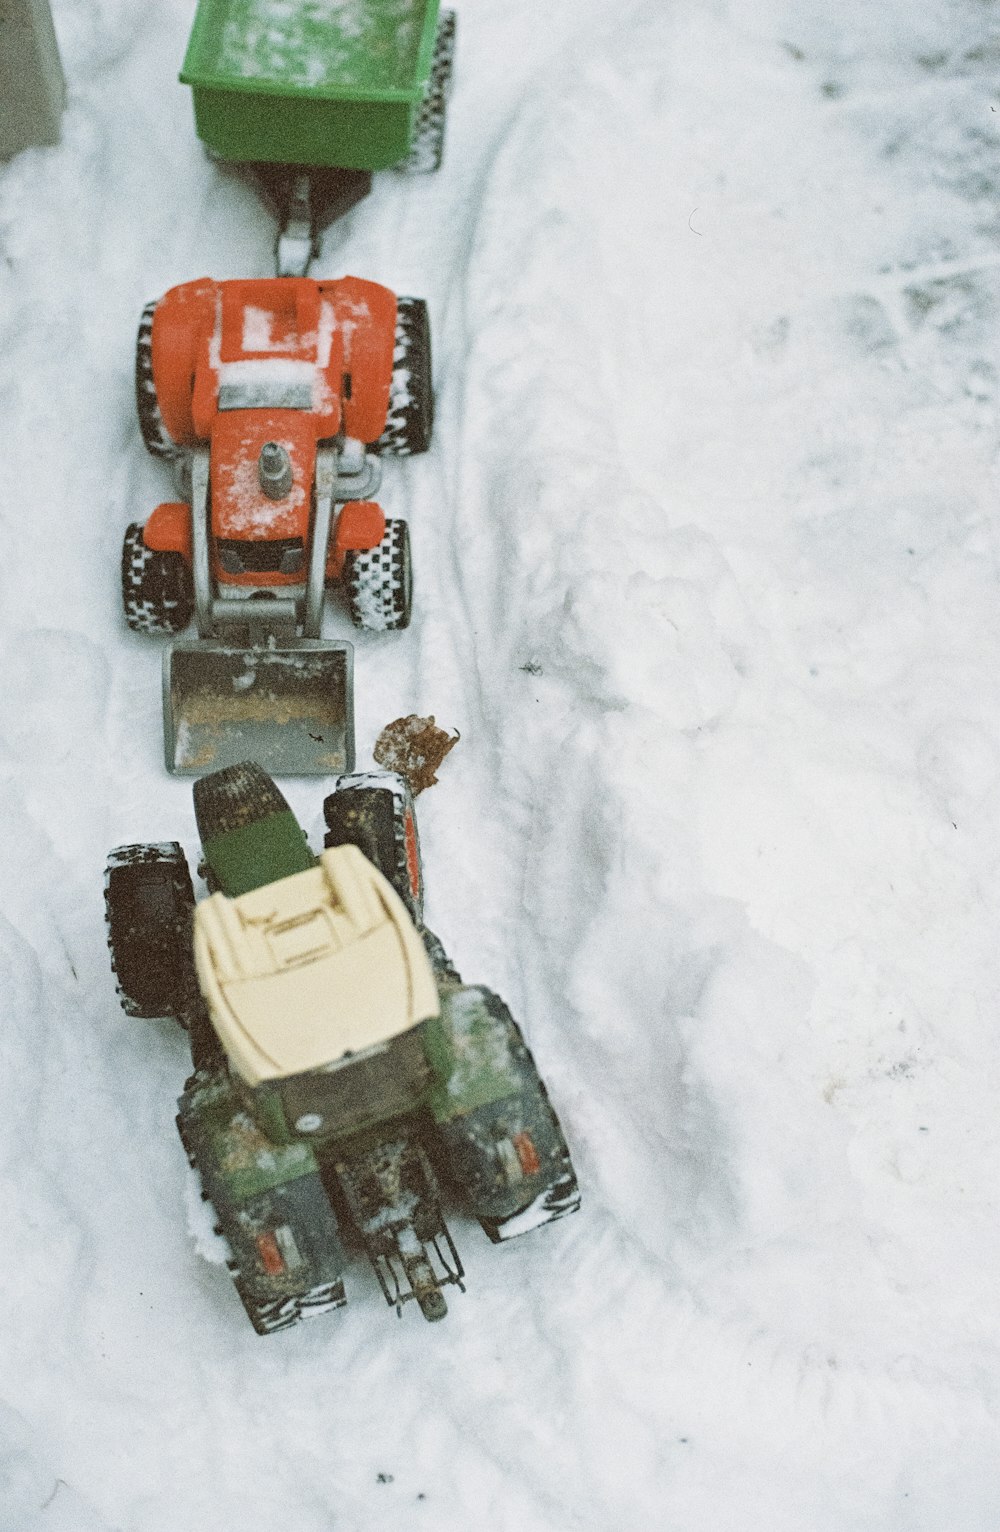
[122,523,193,634]
[232,1275,348,1336]
[323,772,424,924]
[344,518,412,631]
[192,762,292,843]
[374,299,433,457]
[104,843,196,1020]
[432,992,581,1241]
[135,300,177,460]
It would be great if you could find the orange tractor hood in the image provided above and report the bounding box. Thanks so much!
[210,412,318,543]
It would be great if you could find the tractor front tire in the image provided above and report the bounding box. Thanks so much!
[135,301,178,460]
[344,518,412,632]
[323,773,424,924]
[122,523,193,634]
[105,843,197,1021]
[374,298,433,457]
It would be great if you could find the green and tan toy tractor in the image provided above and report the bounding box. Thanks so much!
[105,764,579,1331]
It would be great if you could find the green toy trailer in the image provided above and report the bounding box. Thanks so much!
[180,0,456,273]
[105,763,579,1331]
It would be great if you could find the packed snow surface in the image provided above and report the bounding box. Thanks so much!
[3,0,1000,1528]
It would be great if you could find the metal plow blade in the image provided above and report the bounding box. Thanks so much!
[164,641,355,776]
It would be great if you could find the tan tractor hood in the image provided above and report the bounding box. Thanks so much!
[193,844,439,1085]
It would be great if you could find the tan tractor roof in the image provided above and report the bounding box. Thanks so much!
[193,844,439,1085]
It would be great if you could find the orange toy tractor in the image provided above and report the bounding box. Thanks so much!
[123,276,432,775]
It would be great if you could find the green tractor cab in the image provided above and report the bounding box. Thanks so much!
[106,763,580,1332]
[180,0,456,273]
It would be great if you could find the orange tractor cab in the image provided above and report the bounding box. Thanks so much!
[123,276,432,774]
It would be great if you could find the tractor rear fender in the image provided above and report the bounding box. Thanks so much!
[152,279,218,447]
[424,986,574,1226]
[178,1070,346,1300]
[144,501,192,561]
[322,277,396,444]
[215,279,341,436]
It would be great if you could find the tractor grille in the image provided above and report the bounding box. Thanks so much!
[217,538,305,575]
[278,1028,431,1142]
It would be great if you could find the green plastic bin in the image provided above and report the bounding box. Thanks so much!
[180,0,442,170]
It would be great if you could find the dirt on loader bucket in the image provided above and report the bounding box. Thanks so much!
[164,641,355,776]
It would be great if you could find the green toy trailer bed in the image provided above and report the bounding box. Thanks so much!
[180,0,456,272]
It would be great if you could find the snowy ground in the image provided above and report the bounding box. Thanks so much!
[3,0,1000,1527]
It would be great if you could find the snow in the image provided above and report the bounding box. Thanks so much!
[210,0,420,91]
[3,0,1000,1528]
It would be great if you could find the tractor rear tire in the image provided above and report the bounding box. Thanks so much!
[232,1275,347,1336]
[433,997,581,1242]
[104,843,196,1020]
[323,774,424,924]
[344,518,412,632]
[122,523,193,634]
[135,300,178,460]
[374,299,433,457]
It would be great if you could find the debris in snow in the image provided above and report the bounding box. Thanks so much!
[373,714,459,794]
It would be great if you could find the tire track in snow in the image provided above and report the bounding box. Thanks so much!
[435,0,740,1249]
[395,3,1000,1520]
[371,10,770,1524]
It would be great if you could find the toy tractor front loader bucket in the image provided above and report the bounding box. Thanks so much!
[164,640,354,775]
[163,445,360,776]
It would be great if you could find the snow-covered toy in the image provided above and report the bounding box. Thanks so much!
[180,0,456,274]
[105,762,580,1332]
[123,275,432,774]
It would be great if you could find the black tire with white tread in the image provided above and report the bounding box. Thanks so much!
[344,518,412,631]
[398,10,456,175]
[122,522,193,634]
[135,300,178,460]
[374,298,433,457]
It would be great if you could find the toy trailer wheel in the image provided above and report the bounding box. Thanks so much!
[398,10,456,176]
[344,518,412,632]
[323,772,424,924]
[122,523,193,635]
[374,298,433,457]
[135,301,178,460]
[104,843,197,1020]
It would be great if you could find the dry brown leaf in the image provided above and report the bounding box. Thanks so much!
[373,714,460,795]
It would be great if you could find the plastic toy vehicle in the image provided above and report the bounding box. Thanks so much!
[180,0,456,273]
[123,275,432,774]
[104,762,580,1333]
[0,0,64,159]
